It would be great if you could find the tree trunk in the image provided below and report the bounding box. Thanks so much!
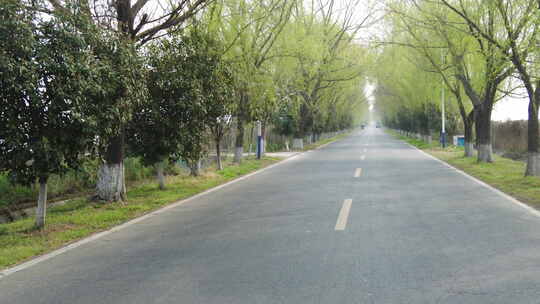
[285,140,290,151]
[234,119,244,164]
[216,139,223,171]
[189,159,201,176]
[156,162,165,190]
[234,92,249,163]
[95,134,126,201]
[475,105,493,163]
[463,112,475,157]
[464,141,474,158]
[96,162,126,201]
[292,138,304,150]
[35,177,48,229]
[525,92,540,176]
[298,102,313,141]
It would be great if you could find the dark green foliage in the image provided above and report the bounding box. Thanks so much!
[382,102,460,138]
[127,26,234,169]
[85,30,146,153]
[0,1,97,186]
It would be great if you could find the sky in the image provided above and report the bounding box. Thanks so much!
[492,96,529,121]
[364,82,530,122]
[350,0,531,122]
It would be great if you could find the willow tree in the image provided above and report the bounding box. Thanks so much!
[421,0,514,162]
[387,0,514,162]
[208,0,295,163]
[277,0,373,147]
[386,2,476,156]
[374,41,450,138]
[439,0,540,172]
[46,0,213,201]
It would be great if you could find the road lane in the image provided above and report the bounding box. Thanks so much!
[334,199,352,231]
[1,128,539,304]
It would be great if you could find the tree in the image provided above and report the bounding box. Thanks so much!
[441,2,513,162]
[385,2,476,156]
[277,0,372,147]
[372,33,459,142]
[46,0,213,201]
[188,27,235,171]
[0,1,99,228]
[211,0,295,163]
[383,0,514,162]
[126,44,184,190]
[440,0,540,173]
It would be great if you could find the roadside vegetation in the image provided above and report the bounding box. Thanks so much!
[0,156,278,269]
[374,1,540,176]
[0,129,349,270]
[389,131,540,210]
[1,0,372,230]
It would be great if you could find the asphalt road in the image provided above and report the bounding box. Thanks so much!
[1,128,540,303]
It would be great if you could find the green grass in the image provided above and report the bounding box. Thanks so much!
[0,157,154,209]
[387,130,540,210]
[0,130,351,270]
[0,157,279,270]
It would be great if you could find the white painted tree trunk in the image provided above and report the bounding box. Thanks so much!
[292,138,304,150]
[233,147,243,163]
[285,140,290,151]
[477,144,493,162]
[156,162,165,190]
[427,135,432,144]
[35,181,47,229]
[464,142,474,157]
[189,159,202,176]
[96,162,126,202]
[525,152,540,176]
[217,156,223,171]
[216,140,223,171]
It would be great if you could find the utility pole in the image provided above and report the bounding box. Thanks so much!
[441,50,447,148]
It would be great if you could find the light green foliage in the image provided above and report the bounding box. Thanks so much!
[376,0,516,140]
[267,2,370,137]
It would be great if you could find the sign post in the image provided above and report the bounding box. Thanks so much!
[256,121,262,159]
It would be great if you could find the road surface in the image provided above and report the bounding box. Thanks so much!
[1,128,540,303]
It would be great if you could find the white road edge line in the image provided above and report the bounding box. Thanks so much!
[1,152,318,279]
[401,141,540,218]
[354,168,362,178]
[0,134,354,279]
[335,199,353,231]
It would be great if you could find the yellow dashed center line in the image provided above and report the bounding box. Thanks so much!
[335,199,352,231]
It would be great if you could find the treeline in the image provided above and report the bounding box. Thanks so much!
[0,0,369,228]
[374,0,540,175]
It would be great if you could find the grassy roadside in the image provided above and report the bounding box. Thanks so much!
[387,130,540,210]
[0,131,352,270]
[0,157,280,270]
